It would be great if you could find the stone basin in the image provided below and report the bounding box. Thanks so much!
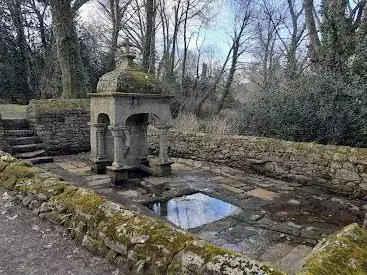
[146,192,241,229]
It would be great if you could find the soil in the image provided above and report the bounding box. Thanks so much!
[0,188,123,275]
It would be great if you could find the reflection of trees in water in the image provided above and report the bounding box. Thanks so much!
[153,193,241,229]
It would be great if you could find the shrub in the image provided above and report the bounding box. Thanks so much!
[237,72,367,147]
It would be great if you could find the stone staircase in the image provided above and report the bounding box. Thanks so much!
[3,119,53,164]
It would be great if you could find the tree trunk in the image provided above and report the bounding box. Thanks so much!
[181,3,189,89]
[51,0,85,98]
[8,0,33,102]
[142,0,154,73]
[304,0,320,62]
[217,41,239,114]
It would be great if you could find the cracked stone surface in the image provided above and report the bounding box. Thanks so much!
[36,153,367,274]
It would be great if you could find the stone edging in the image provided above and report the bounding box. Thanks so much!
[0,151,283,275]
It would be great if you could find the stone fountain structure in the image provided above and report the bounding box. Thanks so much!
[89,41,173,185]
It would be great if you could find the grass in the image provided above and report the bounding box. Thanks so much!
[173,112,235,135]
[0,104,27,119]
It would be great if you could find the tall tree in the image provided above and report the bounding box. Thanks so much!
[50,0,86,98]
[6,0,34,102]
[142,0,155,73]
[217,0,252,113]
[97,0,131,71]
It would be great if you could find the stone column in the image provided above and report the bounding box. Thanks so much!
[89,123,111,174]
[109,125,128,168]
[149,124,173,177]
[107,125,130,185]
[95,123,107,160]
[139,122,149,162]
[158,124,171,163]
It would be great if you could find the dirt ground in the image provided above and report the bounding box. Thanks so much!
[0,188,123,275]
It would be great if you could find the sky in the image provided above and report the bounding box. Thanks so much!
[79,0,233,58]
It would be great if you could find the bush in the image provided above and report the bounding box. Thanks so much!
[174,111,237,135]
[237,72,367,147]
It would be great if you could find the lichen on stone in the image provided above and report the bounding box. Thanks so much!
[28,99,90,112]
[300,223,367,275]
[52,187,106,215]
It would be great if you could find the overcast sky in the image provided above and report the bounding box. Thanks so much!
[79,0,233,58]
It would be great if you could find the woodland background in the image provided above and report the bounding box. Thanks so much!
[0,0,366,146]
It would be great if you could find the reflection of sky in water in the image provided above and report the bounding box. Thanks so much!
[149,193,241,229]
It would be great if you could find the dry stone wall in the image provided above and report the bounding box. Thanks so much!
[0,116,4,151]
[148,130,367,199]
[27,99,90,155]
[25,100,367,198]
[0,151,282,275]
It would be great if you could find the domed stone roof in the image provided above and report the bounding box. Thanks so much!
[96,43,161,95]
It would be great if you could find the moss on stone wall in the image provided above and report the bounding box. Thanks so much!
[0,151,283,274]
[300,223,367,275]
[147,129,367,199]
[28,99,90,113]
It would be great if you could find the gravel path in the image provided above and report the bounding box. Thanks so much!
[0,188,123,275]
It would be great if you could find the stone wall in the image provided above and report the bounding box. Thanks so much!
[0,115,4,151]
[26,100,367,198]
[148,130,367,199]
[300,223,367,274]
[27,99,90,155]
[0,151,282,275]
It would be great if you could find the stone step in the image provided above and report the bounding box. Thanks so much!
[14,149,46,159]
[5,129,34,137]
[27,156,54,165]
[2,119,29,130]
[6,136,41,146]
[11,143,45,154]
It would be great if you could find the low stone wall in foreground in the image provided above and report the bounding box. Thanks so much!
[1,151,367,274]
[0,151,282,275]
[27,99,90,155]
[148,130,367,199]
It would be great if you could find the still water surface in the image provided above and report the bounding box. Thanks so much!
[148,192,241,229]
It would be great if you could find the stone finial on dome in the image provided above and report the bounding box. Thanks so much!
[120,38,136,70]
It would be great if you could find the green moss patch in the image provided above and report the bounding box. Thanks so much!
[28,99,90,112]
[128,71,157,87]
[0,163,35,190]
[16,177,67,198]
[300,223,367,275]
[53,187,106,215]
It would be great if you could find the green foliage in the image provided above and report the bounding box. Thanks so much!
[237,73,367,147]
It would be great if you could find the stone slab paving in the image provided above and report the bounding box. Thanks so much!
[37,153,367,274]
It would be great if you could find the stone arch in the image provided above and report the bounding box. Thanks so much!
[125,113,151,166]
[97,113,111,136]
[97,113,110,125]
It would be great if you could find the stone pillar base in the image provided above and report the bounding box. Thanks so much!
[150,161,173,177]
[91,159,112,174]
[106,166,129,186]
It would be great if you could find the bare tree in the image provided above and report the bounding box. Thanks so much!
[97,0,132,70]
[304,0,320,62]
[50,0,87,98]
[217,0,253,113]
[263,0,306,79]
[6,0,34,102]
[142,0,154,72]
